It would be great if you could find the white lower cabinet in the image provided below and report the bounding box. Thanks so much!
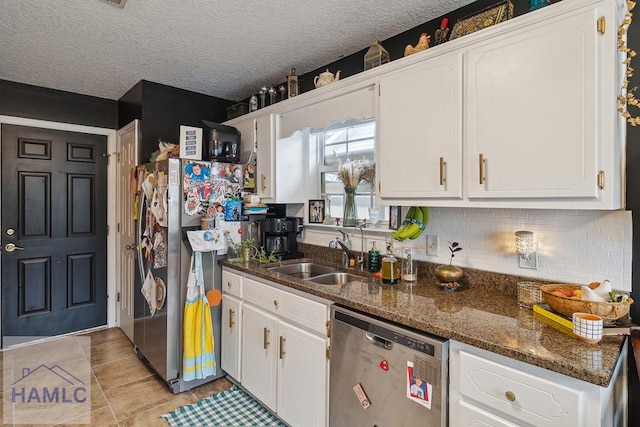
[449,340,627,427]
[222,268,331,427]
[241,304,278,410]
[220,294,242,381]
[276,320,328,427]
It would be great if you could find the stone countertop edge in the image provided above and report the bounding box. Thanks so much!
[221,257,626,388]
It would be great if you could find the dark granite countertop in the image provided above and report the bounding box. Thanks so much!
[221,251,626,387]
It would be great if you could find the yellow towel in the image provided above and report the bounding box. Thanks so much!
[183,252,216,381]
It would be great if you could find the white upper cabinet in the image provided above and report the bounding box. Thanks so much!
[226,113,279,201]
[224,0,625,210]
[377,51,463,200]
[255,114,275,200]
[465,2,614,203]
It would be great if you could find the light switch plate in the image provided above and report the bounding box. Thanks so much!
[426,235,439,256]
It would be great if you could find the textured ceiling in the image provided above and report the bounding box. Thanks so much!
[0,0,476,101]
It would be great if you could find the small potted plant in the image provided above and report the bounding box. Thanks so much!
[238,238,257,263]
[434,241,464,283]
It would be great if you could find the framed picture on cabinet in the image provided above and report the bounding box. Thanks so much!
[389,206,401,230]
[309,200,325,224]
[449,0,514,40]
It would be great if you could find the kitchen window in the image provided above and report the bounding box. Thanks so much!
[311,119,386,224]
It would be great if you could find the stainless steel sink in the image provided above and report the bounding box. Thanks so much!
[306,272,366,285]
[267,262,337,279]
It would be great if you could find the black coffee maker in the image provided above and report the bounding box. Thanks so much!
[257,217,304,260]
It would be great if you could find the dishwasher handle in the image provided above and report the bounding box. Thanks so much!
[364,332,393,350]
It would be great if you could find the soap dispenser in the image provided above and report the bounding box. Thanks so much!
[368,241,380,273]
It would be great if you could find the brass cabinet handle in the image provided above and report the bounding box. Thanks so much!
[229,309,235,328]
[598,170,605,189]
[479,153,485,185]
[261,174,267,191]
[273,299,279,308]
[279,336,286,359]
[227,281,232,288]
[439,157,446,186]
[505,391,516,402]
[263,327,270,349]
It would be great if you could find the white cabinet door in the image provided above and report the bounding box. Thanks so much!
[465,7,601,199]
[220,294,241,381]
[277,321,328,427]
[377,51,463,200]
[256,114,275,200]
[232,117,256,159]
[241,304,278,411]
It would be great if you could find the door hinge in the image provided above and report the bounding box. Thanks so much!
[378,85,381,96]
[326,345,331,360]
[106,225,109,236]
[326,320,331,338]
[117,223,121,233]
[597,16,606,35]
[117,292,120,302]
[598,170,605,189]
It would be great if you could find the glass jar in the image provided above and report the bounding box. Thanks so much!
[402,249,417,282]
[381,252,400,284]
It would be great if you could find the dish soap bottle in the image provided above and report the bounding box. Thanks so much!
[368,241,380,273]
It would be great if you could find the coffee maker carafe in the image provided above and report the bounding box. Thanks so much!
[257,217,304,260]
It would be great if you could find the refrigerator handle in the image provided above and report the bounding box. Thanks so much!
[136,191,146,283]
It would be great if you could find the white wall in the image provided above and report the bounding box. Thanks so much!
[297,207,633,292]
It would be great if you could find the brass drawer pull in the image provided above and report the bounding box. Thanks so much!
[479,153,485,185]
[263,327,270,349]
[505,391,516,402]
[280,336,286,359]
[439,157,446,186]
[229,309,235,328]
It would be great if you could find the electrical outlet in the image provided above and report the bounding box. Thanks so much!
[426,235,439,256]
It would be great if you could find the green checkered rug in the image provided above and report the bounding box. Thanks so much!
[161,385,286,427]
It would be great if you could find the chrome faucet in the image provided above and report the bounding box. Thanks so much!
[356,223,366,270]
[329,230,351,267]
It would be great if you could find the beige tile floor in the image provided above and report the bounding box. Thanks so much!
[2,328,233,426]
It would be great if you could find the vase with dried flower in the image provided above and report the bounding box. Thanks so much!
[435,241,464,283]
[336,159,375,227]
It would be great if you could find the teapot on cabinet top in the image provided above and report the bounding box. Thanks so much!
[314,69,341,88]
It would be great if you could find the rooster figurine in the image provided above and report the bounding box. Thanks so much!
[404,33,430,57]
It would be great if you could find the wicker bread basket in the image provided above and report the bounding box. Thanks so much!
[540,284,633,320]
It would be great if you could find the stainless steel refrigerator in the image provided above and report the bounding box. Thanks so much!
[133,158,234,393]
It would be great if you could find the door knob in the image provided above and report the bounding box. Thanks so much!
[5,243,24,252]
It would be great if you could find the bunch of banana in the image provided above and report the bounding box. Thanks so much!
[392,206,430,241]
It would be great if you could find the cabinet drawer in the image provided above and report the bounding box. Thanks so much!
[244,278,328,335]
[222,270,243,298]
[458,350,582,427]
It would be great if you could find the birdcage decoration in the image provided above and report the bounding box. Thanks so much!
[364,40,390,70]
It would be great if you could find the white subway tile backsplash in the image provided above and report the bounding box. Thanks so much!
[301,208,632,291]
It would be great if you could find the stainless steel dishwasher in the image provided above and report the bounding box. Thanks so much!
[330,305,448,427]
